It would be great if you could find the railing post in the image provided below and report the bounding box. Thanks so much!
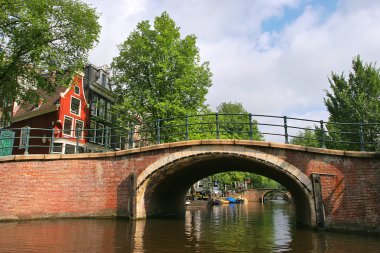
[128,126,134,149]
[359,122,365,151]
[185,115,189,141]
[156,119,161,144]
[320,120,326,149]
[215,113,220,139]
[104,128,109,151]
[249,113,253,140]
[75,127,81,154]
[50,128,55,154]
[283,116,289,144]
[24,127,30,155]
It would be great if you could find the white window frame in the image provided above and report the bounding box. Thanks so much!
[19,126,28,149]
[74,85,80,95]
[75,119,84,139]
[70,96,81,116]
[63,116,74,136]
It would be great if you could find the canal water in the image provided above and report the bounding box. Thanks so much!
[0,201,378,252]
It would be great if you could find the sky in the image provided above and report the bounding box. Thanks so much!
[83,0,380,123]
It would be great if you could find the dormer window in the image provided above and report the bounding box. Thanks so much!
[70,97,81,115]
[74,85,80,95]
[101,74,107,87]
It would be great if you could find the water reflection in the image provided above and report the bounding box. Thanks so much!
[0,201,378,253]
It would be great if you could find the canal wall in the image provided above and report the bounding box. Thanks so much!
[0,141,379,233]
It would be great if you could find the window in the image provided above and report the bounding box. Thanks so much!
[77,146,85,153]
[89,121,96,142]
[19,126,28,148]
[90,95,97,115]
[98,98,105,119]
[74,85,80,95]
[52,143,63,153]
[106,102,112,122]
[70,97,81,115]
[97,123,104,144]
[63,116,73,136]
[65,144,76,154]
[75,120,84,139]
[101,74,107,87]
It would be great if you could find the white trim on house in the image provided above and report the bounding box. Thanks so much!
[63,116,74,136]
[70,96,81,116]
[75,119,84,139]
[60,72,85,98]
[74,85,80,95]
[51,139,86,154]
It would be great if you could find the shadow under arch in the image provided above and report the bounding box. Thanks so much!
[135,145,316,227]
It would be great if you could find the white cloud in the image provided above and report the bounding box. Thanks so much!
[84,0,380,123]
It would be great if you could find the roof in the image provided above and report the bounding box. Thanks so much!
[11,86,67,123]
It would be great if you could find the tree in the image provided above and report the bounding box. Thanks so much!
[324,56,380,151]
[210,171,282,194]
[0,0,101,126]
[217,101,263,140]
[200,102,270,193]
[112,12,212,133]
[290,127,321,148]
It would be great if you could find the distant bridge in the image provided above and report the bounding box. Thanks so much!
[242,188,292,202]
[0,140,379,234]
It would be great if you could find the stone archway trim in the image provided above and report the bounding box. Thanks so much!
[136,145,313,193]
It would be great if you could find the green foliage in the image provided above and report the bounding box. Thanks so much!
[112,12,212,133]
[211,171,282,192]
[290,127,321,148]
[0,0,101,125]
[324,56,380,151]
[217,102,263,140]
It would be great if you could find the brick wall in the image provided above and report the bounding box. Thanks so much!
[0,140,379,233]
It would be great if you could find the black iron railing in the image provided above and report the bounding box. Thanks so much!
[1,113,380,156]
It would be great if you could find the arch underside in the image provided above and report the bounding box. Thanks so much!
[136,146,316,227]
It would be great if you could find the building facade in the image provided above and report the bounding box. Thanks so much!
[10,73,89,155]
[5,64,121,155]
[83,64,120,151]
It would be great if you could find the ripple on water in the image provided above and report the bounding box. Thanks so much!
[0,201,379,253]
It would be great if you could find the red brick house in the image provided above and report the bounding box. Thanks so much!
[11,73,90,154]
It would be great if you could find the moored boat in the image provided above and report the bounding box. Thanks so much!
[226,197,237,203]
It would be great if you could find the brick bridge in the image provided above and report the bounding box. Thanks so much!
[0,140,379,233]
[242,189,292,202]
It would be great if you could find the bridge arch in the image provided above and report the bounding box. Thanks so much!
[135,145,316,227]
[259,189,292,202]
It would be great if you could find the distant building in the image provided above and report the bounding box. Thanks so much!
[84,64,120,151]
[11,73,89,154]
[7,64,122,155]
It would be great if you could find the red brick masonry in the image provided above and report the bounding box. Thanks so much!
[0,140,379,233]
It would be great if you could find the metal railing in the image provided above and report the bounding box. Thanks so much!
[1,113,380,156]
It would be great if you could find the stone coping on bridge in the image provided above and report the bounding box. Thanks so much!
[1,140,380,162]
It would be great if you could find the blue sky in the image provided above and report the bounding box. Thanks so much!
[262,0,338,32]
[84,0,380,124]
